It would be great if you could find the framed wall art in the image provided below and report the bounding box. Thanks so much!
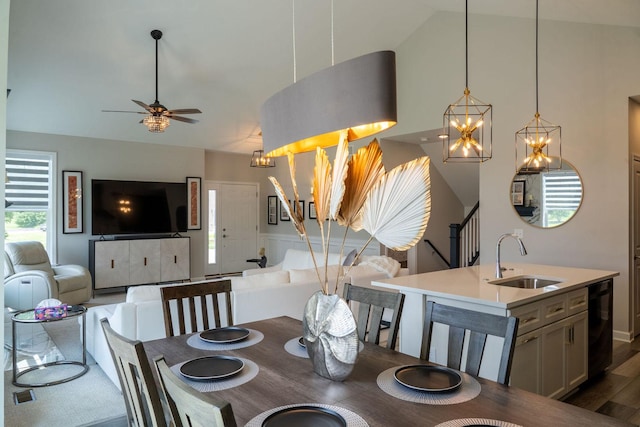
[268,195,278,225]
[294,200,305,219]
[308,201,317,220]
[280,200,290,221]
[187,177,202,230]
[511,180,525,207]
[63,170,83,234]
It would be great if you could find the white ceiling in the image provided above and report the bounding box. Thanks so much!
[7,0,640,154]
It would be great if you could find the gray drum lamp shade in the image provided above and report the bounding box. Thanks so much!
[260,50,397,157]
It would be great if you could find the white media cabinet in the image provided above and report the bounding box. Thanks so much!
[89,236,190,292]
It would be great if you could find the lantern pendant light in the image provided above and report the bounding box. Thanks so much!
[443,0,492,163]
[515,0,562,173]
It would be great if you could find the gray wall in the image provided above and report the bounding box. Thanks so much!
[390,11,640,337]
[7,130,206,278]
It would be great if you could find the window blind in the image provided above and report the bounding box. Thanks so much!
[5,154,51,211]
[542,171,582,227]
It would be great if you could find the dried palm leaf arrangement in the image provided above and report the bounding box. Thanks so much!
[269,133,431,295]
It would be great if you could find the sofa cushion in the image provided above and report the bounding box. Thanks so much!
[6,241,55,276]
[231,270,290,291]
[289,265,343,285]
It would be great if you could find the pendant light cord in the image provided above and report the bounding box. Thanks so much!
[535,0,539,114]
[292,0,297,83]
[465,0,468,89]
[331,0,335,66]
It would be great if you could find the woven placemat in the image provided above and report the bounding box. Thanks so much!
[245,403,369,427]
[284,337,309,358]
[435,418,522,427]
[170,357,258,392]
[377,366,481,405]
[186,329,264,351]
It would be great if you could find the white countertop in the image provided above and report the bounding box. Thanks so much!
[372,263,619,309]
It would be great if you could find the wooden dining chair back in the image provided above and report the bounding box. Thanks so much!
[160,279,233,337]
[420,300,519,385]
[154,356,237,427]
[342,283,405,350]
[100,318,167,427]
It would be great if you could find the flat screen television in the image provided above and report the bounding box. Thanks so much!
[91,179,187,236]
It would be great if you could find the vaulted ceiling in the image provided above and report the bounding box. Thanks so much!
[7,0,640,154]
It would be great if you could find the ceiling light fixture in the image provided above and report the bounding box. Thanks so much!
[250,150,276,168]
[260,0,397,157]
[443,0,492,163]
[515,0,561,173]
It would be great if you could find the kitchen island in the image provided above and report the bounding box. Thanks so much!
[372,263,619,398]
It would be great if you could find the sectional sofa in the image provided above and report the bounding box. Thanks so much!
[86,248,406,388]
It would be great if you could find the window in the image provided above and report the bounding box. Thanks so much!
[5,150,57,261]
[542,170,582,227]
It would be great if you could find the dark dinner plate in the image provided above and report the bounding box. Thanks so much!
[199,326,250,344]
[179,355,244,380]
[394,365,462,393]
[298,336,306,348]
[262,405,347,427]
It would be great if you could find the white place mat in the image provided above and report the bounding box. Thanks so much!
[170,357,259,392]
[186,329,264,351]
[245,403,369,427]
[376,366,481,405]
[284,337,309,358]
[435,418,522,427]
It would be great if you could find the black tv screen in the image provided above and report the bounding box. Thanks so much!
[91,179,187,235]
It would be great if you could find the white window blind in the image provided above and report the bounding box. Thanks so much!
[5,152,51,211]
[542,170,582,227]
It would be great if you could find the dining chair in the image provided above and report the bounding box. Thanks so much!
[160,279,233,337]
[420,299,519,385]
[342,283,405,350]
[100,318,167,427]
[153,356,238,427]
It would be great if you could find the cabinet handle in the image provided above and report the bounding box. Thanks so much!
[522,316,538,324]
[174,255,177,264]
[551,307,564,313]
[573,299,586,306]
[111,259,114,269]
[522,336,539,344]
[144,257,147,266]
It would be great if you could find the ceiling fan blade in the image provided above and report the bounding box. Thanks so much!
[167,115,199,124]
[132,100,153,112]
[102,109,147,114]
[166,108,202,115]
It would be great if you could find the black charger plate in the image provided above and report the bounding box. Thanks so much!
[179,355,244,380]
[199,326,250,344]
[262,405,347,427]
[394,365,462,393]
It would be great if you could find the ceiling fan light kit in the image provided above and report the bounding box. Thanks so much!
[102,29,201,133]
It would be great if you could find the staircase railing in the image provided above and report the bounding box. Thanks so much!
[449,202,480,268]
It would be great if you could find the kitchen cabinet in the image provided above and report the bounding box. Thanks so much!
[510,288,588,398]
[90,237,190,291]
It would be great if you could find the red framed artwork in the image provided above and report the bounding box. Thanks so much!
[187,177,201,230]
[63,170,83,233]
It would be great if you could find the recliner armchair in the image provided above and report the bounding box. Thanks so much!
[4,241,92,310]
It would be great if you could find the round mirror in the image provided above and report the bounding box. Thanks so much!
[510,158,583,228]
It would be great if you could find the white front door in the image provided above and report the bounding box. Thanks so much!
[204,181,258,276]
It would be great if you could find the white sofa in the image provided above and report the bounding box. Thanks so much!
[86,248,406,388]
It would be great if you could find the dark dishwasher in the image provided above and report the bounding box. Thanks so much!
[588,279,613,379]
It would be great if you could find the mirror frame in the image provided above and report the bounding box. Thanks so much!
[510,158,583,228]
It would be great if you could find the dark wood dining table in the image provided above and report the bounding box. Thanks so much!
[143,316,633,426]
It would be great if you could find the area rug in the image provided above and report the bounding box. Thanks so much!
[4,314,128,427]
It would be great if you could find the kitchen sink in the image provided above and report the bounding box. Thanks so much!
[489,275,561,289]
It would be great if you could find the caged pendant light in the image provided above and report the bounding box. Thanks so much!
[515,0,561,173]
[442,0,492,163]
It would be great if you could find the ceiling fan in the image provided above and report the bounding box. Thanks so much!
[102,29,201,133]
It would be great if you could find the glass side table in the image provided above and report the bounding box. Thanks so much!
[11,306,89,387]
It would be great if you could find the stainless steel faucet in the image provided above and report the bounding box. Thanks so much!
[495,233,527,278]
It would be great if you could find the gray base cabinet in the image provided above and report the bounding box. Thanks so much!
[89,237,190,291]
[510,287,588,398]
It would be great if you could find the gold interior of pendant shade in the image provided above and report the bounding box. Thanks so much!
[261,51,397,157]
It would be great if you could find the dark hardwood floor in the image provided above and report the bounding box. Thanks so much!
[564,340,640,425]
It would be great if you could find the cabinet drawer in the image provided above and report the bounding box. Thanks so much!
[511,303,543,335]
[567,287,588,316]
[541,294,567,324]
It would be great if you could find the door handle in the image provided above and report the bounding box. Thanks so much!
[223,234,227,238]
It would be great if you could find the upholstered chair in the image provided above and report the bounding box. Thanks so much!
[4,241,92,310]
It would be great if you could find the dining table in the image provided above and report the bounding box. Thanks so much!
[142,316,633,427]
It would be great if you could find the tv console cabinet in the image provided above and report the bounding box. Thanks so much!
[89,236,190,292]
